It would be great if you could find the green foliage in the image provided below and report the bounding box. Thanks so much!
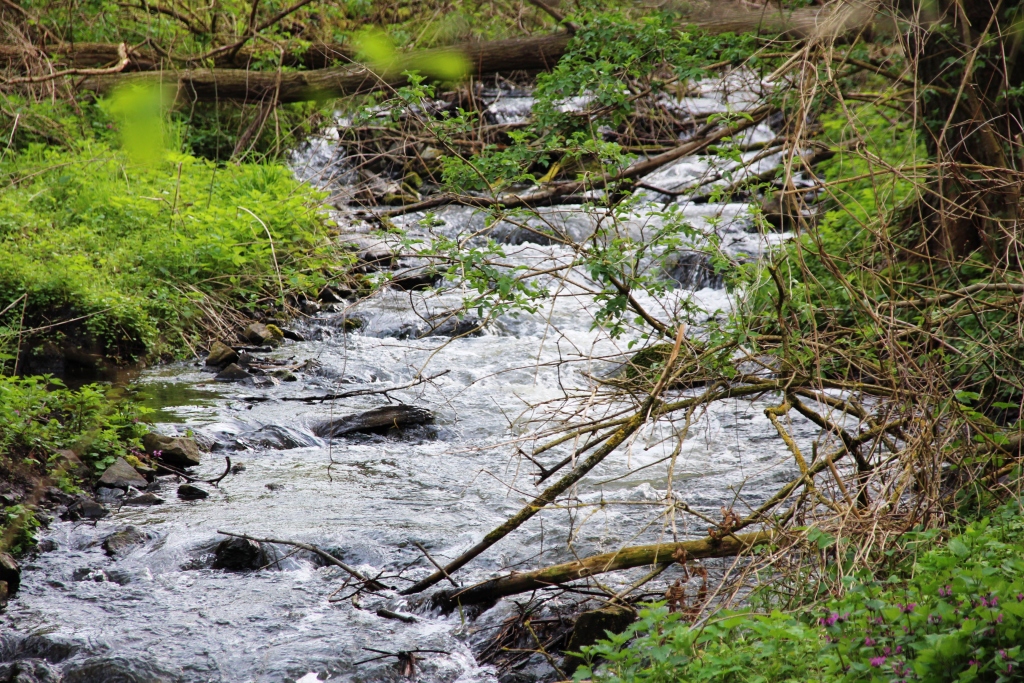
[0,374,151,554]
[0,375,150,473]
[577,503,1024,683]
[0,137,347,363]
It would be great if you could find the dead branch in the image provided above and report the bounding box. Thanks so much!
[434,531,773,608]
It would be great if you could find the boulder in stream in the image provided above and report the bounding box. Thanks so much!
[101,526,148,557]
[96,458,148,491]
[215,363,251,382]
[243,322,281,347]
[64,497,108,521]
[143,433,201,469]
[123,493,164,506]
[212,537,266,571]
[311,404,434,438]
[205,340,238,368]
[0,658,61,683]
[177,484,209,500]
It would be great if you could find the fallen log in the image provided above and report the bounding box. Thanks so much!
[433,531,773,608]
[64,3,861,102]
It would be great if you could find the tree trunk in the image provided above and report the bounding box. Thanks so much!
[905,0,1024,261]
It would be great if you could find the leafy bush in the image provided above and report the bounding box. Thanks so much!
[577,503,1024,682]
[0,139,348,364]
[0,374,152,554]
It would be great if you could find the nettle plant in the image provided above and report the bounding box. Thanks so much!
[576,503,1024,683]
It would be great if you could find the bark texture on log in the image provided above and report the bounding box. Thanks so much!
[434,530,773,608]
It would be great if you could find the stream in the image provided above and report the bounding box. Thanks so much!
[1,77,820,683]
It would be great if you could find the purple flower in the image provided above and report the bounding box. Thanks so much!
[1000,650,1009,661]
[901,603,917,614]
[1017,593,1024,602]
[969,659,980,667]
[884,647,892,656]
[997,613,1004,624]
[870,657,887,667]
[864,637,876,646]
[820,612,840,627]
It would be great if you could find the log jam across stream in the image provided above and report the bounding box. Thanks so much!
[0,78,822,683]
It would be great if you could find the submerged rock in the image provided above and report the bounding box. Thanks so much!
[177,484,209,500]
[143,433,201,469]
[101,526,148,557]
[311,405,434,438]
[97,458,148,491]
[123,493,164,506]
[212,537,266,571]
[205,340,238,368]
[0,658,61,683]
[215,363,251,382]
[64,497,108,521]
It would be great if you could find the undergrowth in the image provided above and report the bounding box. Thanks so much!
[578,501,1024,683]
[0,374,151,554]
[0,131,349,369]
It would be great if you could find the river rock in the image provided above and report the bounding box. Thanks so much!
[311,405,434,438]
[97,457,148,491]
[242,322,281,347]
[215,363,251,382]
[143,433,201,469]
[0,554,17,598]
[562,605,635,674]
[101,526,147,557]
[0,632,78,665]
[270,369,298,382]
[280,328,305,342]
[123,493,164,506]
[212,537,266,571]
[0,659,61,683]
[205,340,238,367]
[64,497,108,521]
[177,484,209,500]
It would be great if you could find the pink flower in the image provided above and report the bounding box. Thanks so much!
[870,657,887,667]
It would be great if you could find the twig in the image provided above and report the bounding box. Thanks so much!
[279,369,451,403]
[412,541,459,587]
[4,43,129,84]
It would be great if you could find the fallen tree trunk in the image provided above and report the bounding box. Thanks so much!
[65,3,862,103]
[434,531,773,609]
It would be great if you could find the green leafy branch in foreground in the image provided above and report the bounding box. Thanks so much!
[577,502,1024,683]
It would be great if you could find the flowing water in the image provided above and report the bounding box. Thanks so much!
[1,78,821,682]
